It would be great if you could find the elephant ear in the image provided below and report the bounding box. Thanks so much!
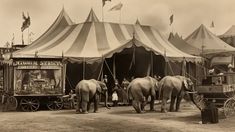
[183,79,189,90]
[96,83,102,93]
[97,81,107,92]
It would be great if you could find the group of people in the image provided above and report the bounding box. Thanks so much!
[111,77,130,107]
[103,75,130,107]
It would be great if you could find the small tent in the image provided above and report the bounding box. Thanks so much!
[185,24,235,72]
[169,33,201,56]
[219,25,235,47]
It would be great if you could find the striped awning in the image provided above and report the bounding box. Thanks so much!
[9,8,201,63]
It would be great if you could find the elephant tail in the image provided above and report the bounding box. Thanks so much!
[158,78,165,100]
[127,83,133,101]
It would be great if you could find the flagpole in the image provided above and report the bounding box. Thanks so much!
[22,32,24,45]
[102,6,104,22]
[28,28,30,44]
[119,8,121,23]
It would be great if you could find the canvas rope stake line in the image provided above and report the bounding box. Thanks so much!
[104,59,115,81]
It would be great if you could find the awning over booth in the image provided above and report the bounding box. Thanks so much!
[211,56,233,66]
[185,24,235,55]
[9,8,201,63]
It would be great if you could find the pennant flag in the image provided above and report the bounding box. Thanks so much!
[102,0,111,7]
[169,14,174,25]
[210,21,215,28]
[109,3,123,11]
[21,12,31,32]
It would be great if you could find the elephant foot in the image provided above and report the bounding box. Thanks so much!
[94,110,98,113]
[76,109,81,114]
[169,109,175,112]
[175,109,180,112]
[161,109,167,113]
[82,111,89,114]
[150,109,156,112]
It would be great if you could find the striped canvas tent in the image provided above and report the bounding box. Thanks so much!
[169,33,201,56]
[9,8,201,63]
[185,24,235,55]
[219,25,235,47]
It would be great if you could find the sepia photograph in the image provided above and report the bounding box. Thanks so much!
[0,0,235,131]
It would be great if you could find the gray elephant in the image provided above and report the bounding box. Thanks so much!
[159,75,195,113]
[127,76,159,113]
[75,79,109,114]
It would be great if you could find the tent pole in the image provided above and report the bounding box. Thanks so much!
[98,57,104,81]
[113,55,116,79]
[83,57,85,80]
[150,50,153,77]
[164,49,167,76]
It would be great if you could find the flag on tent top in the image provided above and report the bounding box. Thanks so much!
[210,21,215,28]
[102,0,111,7]
[21,12,31,32]
[109,2,123,11]
[169,14,174,25]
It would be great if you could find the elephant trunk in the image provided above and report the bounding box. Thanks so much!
[188,92,202,110]
[104,91,110,109]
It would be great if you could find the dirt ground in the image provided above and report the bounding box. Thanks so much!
[0,102,234,132]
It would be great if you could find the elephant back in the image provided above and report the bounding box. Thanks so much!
[160,76,182,90]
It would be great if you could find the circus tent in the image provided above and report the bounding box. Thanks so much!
[219,25,235,47]
[169,32,201,56]
[9,8,201,63]
[185,24,235,56]
[4,8,203,93]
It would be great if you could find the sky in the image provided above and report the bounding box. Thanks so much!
[0,0,235,46]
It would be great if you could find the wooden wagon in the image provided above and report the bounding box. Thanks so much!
[3,59,66,112]
[196,72,235,117]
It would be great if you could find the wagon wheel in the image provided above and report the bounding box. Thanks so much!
[6,96,18,111]
[47,97,63,110]
[20,98,40,112]
[223,98,235,118]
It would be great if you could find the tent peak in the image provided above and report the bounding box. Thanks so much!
[135,18,141,25]
[85,8,100,22]
[174,33,180,38]
[58,7,73,25]
[168,32,174,40]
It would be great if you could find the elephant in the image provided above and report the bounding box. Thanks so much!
[159,75,195,113]
[75,79,109,114]
[127,76,159,113]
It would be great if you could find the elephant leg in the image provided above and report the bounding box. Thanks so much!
[132,100,141,113]
[161,91,171,113]
[176,91,185,112]
[94,94,100,113]
[170,96,176,112]
[176,96,183,112]
[161,98,168,113]
[150,95,155,111]
[87,102,91,112]
[81,101,88,114]
[76,93,81,113]
[141,96,147,111]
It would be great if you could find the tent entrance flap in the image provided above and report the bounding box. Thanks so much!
[65,61,103,94]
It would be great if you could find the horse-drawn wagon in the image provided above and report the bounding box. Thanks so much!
[196,72,235,117]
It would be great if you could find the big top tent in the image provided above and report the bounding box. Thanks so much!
[8,8,201,63]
